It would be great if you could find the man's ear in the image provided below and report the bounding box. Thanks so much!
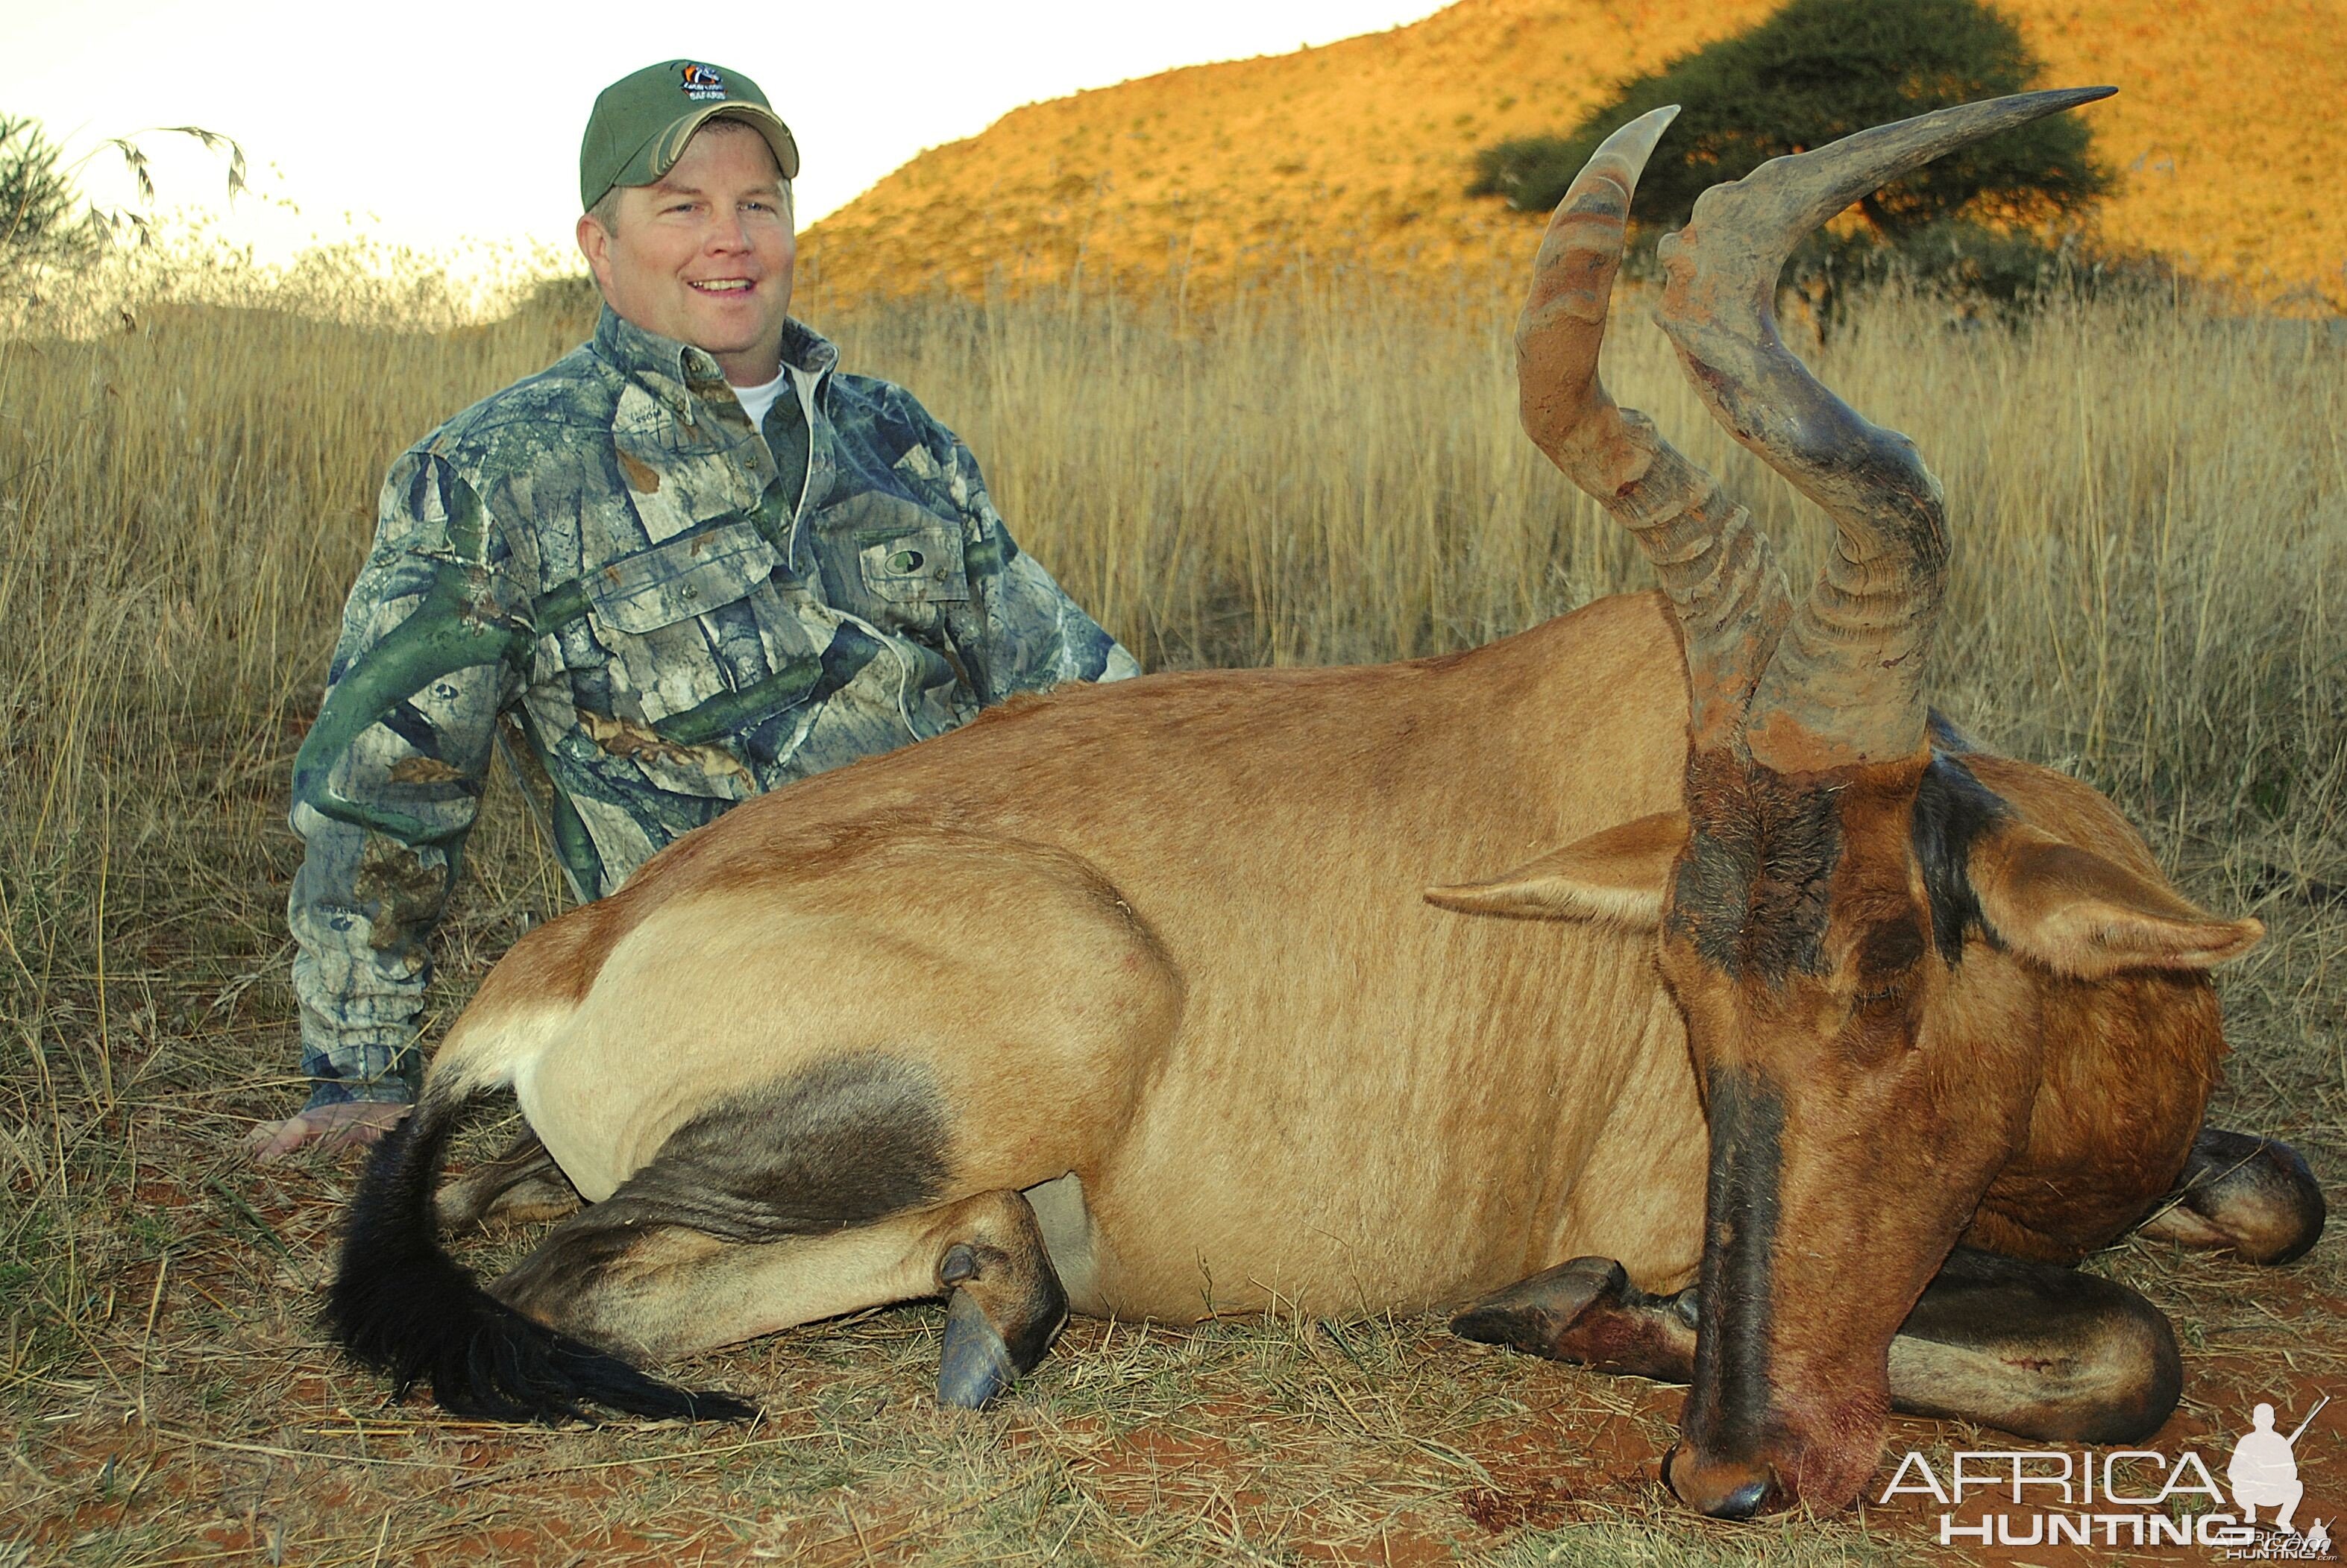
[1969,823,2263,978]
[1425,811,1686,926]
[576,213,614,291]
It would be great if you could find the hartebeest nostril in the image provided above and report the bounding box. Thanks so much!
[1665,1444,1781,1520]
[1712,1479,1773,1520]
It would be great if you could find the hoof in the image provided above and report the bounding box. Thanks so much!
[1451,1256,1626,1356]
[937,1288,1020,1408]
[931,1221,1066,1411]
[2142,1128,2328,1266]
[1452,1257,1697,1381]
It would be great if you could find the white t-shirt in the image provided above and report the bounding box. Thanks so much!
[732,370,789,429]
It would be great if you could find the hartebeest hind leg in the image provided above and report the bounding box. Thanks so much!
[435,1126,582,1234]
[2135,1125,2325,1266]
[1455,1246,2179,1443]
[489,1185,1069,1408]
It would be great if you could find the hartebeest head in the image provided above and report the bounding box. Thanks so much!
[1433,95,2265,1515]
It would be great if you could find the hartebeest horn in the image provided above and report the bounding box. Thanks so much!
[1653,88,2116,769]
[1518,104,1791,749]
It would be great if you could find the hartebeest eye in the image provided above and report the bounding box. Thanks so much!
[1858,917,1926,976]
[1851,917,1928,1010]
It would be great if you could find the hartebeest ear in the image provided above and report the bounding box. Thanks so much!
[1425,811,1688,927]
[1968,824,2263,978]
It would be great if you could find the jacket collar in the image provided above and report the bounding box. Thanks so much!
[591,305,840,417]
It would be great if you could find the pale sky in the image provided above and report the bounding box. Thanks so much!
[7,0,1449,274]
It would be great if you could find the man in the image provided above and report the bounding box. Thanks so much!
[251,60,1137,1159]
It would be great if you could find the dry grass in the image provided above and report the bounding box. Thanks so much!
[0,248,2342,1565]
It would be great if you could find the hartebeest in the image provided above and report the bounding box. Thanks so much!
[330,92,2324,1517]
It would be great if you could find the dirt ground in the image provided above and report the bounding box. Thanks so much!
[6,1068,2342,1566]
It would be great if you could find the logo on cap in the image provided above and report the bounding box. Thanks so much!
[679,63,726,101]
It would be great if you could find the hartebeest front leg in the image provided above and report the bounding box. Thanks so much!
[2135,1125,2325,1266]
[1455,1247,2179,1443]
[1887,1248,2181,1442]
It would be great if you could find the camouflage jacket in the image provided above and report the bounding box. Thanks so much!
[287,306,1137,1109]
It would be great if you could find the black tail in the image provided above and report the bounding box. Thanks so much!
[324,1092,755,1423]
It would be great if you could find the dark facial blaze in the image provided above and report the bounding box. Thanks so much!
[1682,1069,1784,1465]
[1662,740,2027,1516]
[1668,742,2004,986]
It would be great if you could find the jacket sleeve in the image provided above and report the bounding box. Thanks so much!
[931,426,1142,698]
[286,450,526,1109]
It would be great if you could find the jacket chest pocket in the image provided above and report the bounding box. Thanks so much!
[812,494,970,627]
[857,522,970,605]
[588,520,779,635]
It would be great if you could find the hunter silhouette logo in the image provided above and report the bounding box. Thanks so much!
[679,63,726,101]
[2230,1396,2328,1536]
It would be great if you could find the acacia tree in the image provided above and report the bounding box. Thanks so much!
[0,116,96,262]
[1469,0,2108,299]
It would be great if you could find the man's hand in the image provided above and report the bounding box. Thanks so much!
[245,1101,411,1162]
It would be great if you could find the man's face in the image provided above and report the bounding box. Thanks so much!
[577,122,796,385]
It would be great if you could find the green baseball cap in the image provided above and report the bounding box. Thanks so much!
[579,60,801,212]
